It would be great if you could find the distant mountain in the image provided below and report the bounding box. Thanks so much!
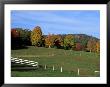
[43,34,99,41]
[74,34,99,41]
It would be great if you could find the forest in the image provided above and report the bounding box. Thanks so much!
[11,26,100,53]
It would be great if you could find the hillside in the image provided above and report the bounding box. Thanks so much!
[44,34,99,41]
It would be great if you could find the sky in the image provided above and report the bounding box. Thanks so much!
[11,10,100,38]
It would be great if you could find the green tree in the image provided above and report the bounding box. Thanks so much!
[64,34,74,50]
[31,26,42,46]
[16,28,31,46]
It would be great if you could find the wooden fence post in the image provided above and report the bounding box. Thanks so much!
[61,66,62,72]
[78,68,79,76]
[45,65,47,69]
[53,65,54,71]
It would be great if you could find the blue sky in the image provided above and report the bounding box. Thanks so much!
[11,10,100,38]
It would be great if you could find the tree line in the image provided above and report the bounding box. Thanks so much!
[11,26,100,53]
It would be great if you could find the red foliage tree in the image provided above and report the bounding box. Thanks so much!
[11,29,20,49]
[11,29,20,38]
[75,43,82,51]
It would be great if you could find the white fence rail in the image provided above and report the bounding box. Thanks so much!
[11,57,38,67]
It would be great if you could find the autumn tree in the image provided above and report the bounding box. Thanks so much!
[64,34,74,50]
[31,26,42,46]
[74,34,90,51]
[11,29,20,49]
[45,34,51,48]
[53,35,63,48]
[75,43,83,51]
[45,33,53,48]
[11,29,20,38]
[11,28,32,49]
[87,39,93,52]
[96,41,100,53]
[87,39,97,52]
[45,34,63,48]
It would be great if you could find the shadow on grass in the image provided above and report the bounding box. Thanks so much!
[11,64,44,72]
[11,45,29,50]
[11,67,38,71]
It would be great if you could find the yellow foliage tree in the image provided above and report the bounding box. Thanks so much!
[31,26,42,46]
[45,33,52,48]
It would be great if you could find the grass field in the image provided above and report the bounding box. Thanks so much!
[11,46,100,77]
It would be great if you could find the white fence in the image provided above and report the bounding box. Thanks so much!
[11,57,38,68]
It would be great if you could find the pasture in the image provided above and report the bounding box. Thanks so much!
[11,46,100,77]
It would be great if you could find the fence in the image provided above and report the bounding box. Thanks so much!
[11,57,99,76]
[11,57,38,67]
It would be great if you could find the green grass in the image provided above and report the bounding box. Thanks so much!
[11,46,100,77]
